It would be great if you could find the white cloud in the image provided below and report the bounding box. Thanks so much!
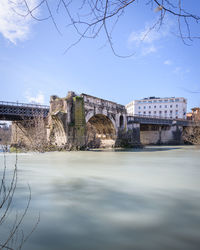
[26,91,45,104]
[0,0,38,43]
[142,46,157,56]
[173,67,191,76]
[129,28,160,45]
[164,60,172,65]
[128,20,172,45]
[173,66,181,74]
[128,18,173,56]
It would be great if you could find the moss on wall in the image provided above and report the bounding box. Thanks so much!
[73,96,86,148]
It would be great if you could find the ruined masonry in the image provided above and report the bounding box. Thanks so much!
[47,91,140,149]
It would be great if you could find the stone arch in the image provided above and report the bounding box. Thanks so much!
[85,111,117,131]
[86,114,117,148]
[50,117,67,146]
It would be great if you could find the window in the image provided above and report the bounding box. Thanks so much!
[154,111,156,114]
[138,106,141,109]
[159,111,162,114]
[144,111,146,114]
[164,99,168,102]
[144,106,146,109]
[138,111,141,114]
[170,110,172,114]
[165,110,167,113]
[149,106,151,109]
[160,105,162,108]
[149,111,151,114]
[175,98,179,102]
[170,105,172,108]
[176,110,178,114]
[154,105,156,108]
[176,104,178,108]
[165,105,167,108]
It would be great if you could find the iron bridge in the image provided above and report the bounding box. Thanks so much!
[0,101,49,121]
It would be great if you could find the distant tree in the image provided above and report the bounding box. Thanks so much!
[11,111,48,152]
[0,125,11,152]
[14,0,200,56]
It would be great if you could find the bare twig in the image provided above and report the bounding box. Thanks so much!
[12,0,200,56]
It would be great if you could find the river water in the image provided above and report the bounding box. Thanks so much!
[1,146,200,250]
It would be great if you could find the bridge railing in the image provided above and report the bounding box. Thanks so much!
[127,114,200,126]
[0,101,49,109]
[128,114,187,121]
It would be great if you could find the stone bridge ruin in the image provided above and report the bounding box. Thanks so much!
[47,91,133,149]
[7,91,198,150]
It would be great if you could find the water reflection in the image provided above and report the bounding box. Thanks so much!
[1,146,200,250]
[91,146,182,152]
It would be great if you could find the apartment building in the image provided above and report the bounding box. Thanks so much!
[126,96,187,119]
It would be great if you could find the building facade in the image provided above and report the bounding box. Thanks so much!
[186,107,200,121]
[126,97,187,119]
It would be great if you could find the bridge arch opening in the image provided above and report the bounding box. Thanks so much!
[119,115,124,128]
[50,117,67,147]
[86,114,116,148]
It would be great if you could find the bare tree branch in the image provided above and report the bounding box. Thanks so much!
[12,0,200,56]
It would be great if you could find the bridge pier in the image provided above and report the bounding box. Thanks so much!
[116,123,141,147]
[47,92,86,150]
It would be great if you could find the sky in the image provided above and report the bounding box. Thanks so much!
[0,0,200,111]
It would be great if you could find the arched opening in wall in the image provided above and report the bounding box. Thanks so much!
[119,115,124,128]
[50,117,67,147]
[86,114,116,148]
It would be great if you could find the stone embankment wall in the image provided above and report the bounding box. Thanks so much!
[140,124,183,145]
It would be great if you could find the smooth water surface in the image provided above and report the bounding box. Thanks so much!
[1,146,200,250]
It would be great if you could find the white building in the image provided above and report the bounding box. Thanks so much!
[126,97,187,119]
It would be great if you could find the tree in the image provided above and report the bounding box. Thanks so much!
[13,0,200,56]
[11,111,48,152]
[0,125,11,152]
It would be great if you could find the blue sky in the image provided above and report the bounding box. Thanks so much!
[0,0,200,111]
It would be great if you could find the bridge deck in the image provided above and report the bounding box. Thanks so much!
[0,101,49,121]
